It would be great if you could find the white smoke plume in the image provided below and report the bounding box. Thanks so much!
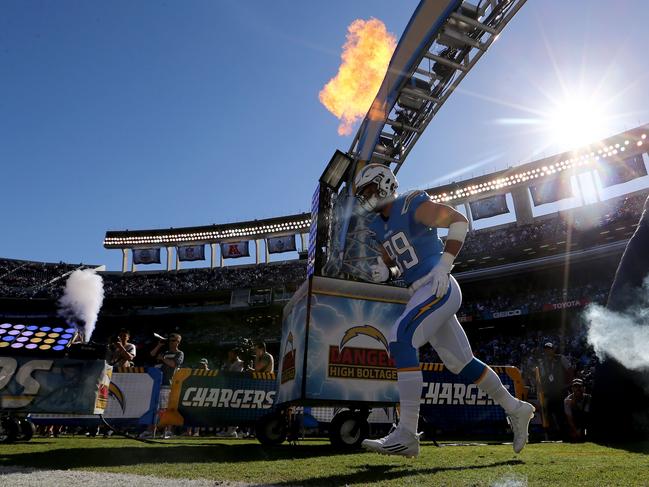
[57,269,105,342]
[584,276,649,371]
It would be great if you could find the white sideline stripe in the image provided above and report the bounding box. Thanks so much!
[0,466,260,487]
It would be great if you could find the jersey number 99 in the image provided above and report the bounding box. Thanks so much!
[383,231,419,272]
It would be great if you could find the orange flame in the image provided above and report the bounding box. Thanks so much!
[319,18,396,136]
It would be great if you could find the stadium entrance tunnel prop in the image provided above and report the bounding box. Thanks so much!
[273,276,526,446]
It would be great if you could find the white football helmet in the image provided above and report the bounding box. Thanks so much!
[354,163,399,212]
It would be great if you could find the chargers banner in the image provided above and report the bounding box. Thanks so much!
[133,248,161,265]
[0,357,110,414]
[220,241,250,259]
[267,235,296,254]
[30,367,162,426]
[420,363,523,434]
[161,369,277,426]
[177,245,205,262]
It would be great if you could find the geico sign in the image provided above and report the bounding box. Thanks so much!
[0,357,54,408]
[422,382,511,406]
[181,387,275,409]
[492,309,522,319]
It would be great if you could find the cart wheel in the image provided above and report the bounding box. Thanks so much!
[329,411,369,450]
[19,418,36,441]
[0,417,20,444]
[256,412,287,446]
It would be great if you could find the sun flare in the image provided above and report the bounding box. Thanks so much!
[544,94,611,149]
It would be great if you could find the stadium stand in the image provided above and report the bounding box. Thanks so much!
[455,190,648,270]
[0,258,94,299]
[1,191,644,301]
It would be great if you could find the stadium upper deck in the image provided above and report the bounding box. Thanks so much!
[2,125,647,301]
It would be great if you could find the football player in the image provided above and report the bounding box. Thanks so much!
[355,163,535,457]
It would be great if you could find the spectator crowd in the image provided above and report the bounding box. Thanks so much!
[1,191,646,301]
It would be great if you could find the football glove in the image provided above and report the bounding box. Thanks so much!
[430,252,455,298]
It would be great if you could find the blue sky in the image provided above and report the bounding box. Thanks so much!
[1,1,648,270]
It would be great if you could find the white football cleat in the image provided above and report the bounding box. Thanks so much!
[361,426,420,458]
[507,401,535,454]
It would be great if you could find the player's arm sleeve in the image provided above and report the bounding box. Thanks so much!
[414,197,468,260]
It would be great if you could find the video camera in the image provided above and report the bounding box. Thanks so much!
[153,332,168,343]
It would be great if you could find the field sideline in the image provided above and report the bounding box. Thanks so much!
[0,437,648,486]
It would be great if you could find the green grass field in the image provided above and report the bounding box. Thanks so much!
[1,436,648,486]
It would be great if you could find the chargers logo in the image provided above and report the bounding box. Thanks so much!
[328,325,396,381]
[339,325,389,352]
[109,382,126,412]
[280,332,296,384]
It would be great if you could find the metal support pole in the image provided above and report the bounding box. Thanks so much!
[176,250,181,271]
[464,202,474,232]
[300,233,307,252]
[131,252,136,273]
[166,247,173,271]
[211,243,216,268]
[589,170,601,202]
[121,249,128,273]
[255,239,261,264]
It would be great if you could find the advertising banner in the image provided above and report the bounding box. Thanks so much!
[220,241,250,259]
[0,356,110,414]
[30,367,162,426]
[267,236,296,254]
[132,248,161,265]
[161,369,277,426]
[480,306,528,320]
[542,298,590,312]
[469,194,510,221]
[419,363,523,433]
[529,176,573,206]
[599,154,647,187]
[303,277,409,403]
[177,245,205,262]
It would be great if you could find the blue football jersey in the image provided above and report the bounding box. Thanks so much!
[368,190,444,285]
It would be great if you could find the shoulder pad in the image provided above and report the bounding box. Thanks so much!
[401,190,430,215]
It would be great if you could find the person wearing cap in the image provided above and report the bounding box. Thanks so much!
[564,378,591,442]
[537,341,574,439]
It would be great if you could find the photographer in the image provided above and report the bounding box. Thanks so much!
[140,333,183,439]
[254,342,274,373]
[109,329,136,368]
[151,333,184,386]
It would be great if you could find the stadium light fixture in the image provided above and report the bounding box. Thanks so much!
[320,150,353,190]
